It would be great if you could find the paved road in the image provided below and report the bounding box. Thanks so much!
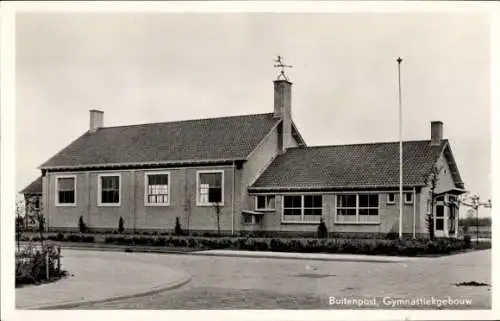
[72,249,491,309]
[16,250,191,309]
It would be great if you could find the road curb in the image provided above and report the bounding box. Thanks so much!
[20,271,192,310]
[58,245,412,263]
[187,251,412,263]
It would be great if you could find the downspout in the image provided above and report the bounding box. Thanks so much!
[232,162,236,236]
[87,172,91,231]
[133,170,137,233]
[412,186,416,238]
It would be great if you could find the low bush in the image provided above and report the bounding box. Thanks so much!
[41,231,489,257]
[16,243,65,286]
[464,235,472,248]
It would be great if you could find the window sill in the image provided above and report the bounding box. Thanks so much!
[196,203,225,207]
[55,203,76,207]
[145,203,170,207]
[255,208,275,212]
[334,221,380,225]
[387,202,396,205]
[97,203,121,207]
[281,221,320,225]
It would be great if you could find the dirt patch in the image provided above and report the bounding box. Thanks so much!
[455,281,490,287]
[293,273,336,279]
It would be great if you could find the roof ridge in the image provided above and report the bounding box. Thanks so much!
[287,139,447,149]
[96,112,275,130]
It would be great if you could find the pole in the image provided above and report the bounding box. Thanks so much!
[397,57,403,239]
[476,201,479,247]
[412,186,416,238]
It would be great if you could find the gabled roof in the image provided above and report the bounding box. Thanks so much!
[40,113,301,170]
[20,176,42,195]
[250,139,463,191]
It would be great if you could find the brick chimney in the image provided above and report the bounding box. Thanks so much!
[273,80,292,153]
[89,109,104,132]
[431,121,443,145]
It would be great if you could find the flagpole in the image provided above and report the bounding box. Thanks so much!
[397,57,403,239]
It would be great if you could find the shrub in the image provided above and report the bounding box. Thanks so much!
[464,235,472,248]
[385,231,399,240]
[174,217,183,236]
[317,218,328,239]
[16,243,64,286]
[82,235,95,243]
[56,232,65,241]
[78,216,87,234]
[426,213,435,240]
[118,217,125,234]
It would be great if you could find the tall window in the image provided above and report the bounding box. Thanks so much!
[145,172,170,206]
[283,195,322,223]
[336,194,379,223]
[197,171,223,205]
[256,195,275,210]
[56,176,76,205]
[387,193,395,204]
[404,192,413,204]
[99,174,120,205]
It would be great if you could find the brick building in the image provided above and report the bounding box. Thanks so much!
[21,77,465,237]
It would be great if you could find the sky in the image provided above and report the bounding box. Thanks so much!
[15,11,491,216]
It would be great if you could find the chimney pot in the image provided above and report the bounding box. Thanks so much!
[89,109,104,132]
[431,121,443,145]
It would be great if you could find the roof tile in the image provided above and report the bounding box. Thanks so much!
[250,140,454,190]
[41,113,280,168]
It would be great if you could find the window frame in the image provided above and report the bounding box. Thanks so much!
[55,175,77,207]
[97,173,122,207]
[281,194,323,224]
[144,171,171,206]
[387,193,396,204]
[335,193,380,224]
[196,170,224,206]
[404,192,414,204]
[255,195,276,211]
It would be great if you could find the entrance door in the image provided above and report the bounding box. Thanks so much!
[434,197,447,237]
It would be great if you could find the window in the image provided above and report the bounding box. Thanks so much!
[435,205,444,231]
[33,197,41,211]
[197,171,223,205]
[256,195,275,210]
[56,176,76,205]
[405,192,413,204]
[98,174,121,206]
[283,195,322,223]
[336,194,379,224]
[387,193,395,204]
[145,172,170,206]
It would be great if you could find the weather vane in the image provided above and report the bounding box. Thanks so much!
[274,55,293,81]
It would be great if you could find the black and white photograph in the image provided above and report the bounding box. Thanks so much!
[1,1,497,320]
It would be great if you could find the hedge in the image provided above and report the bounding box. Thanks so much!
[22,232,491,257]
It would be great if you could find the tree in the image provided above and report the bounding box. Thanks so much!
[458,194,492,244]
[15,199,25,251]
[25,195,45,245]
[213,202,222,236]
[118,216,125,234]
[424,164,443,240]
